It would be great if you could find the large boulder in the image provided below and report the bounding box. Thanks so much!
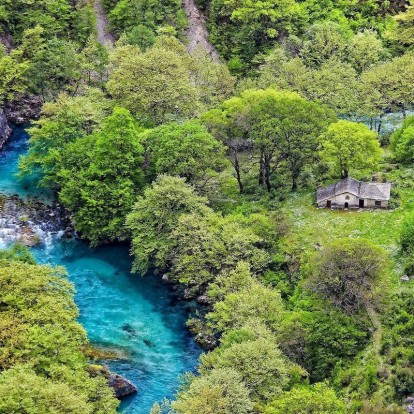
[107,372,138,399]
[0,109,11,149]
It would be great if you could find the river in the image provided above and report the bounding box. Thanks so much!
[0,126,201,413]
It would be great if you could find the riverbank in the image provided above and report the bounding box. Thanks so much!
[0,126,201,413]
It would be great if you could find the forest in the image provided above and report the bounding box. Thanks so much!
[2,0,414,413]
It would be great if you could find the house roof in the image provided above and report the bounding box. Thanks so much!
[317,177,392,203]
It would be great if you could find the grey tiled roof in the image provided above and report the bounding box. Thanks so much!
[317,177,391,203]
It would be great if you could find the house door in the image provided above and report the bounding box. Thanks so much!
[344,202,349,209]
[326,200,331,208]
[359,199,364,208]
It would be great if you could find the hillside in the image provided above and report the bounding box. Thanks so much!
[2,1,414,413]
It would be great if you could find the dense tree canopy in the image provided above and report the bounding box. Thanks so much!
[0,252,118,413]
[58,107,145,245]
[9,0,414,412]
[107,39,199,126]
[204,89,335,191]
[264,384,346,414]
[141,121,228,185]
[126,175,211,273]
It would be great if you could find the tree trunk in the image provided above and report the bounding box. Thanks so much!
[377,113,383,134]
[258,150,266,188]
[264,154,272,192]
[233,154,243,194]
[292,173,298,191]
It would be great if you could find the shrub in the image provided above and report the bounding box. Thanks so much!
[401,213,414,253]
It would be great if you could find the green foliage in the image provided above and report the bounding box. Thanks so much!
[141,121,228,185]
[0,49,30,104]
[200,337,291,400]
[0,243,35,264]
[278,301,370,382]
[209,0,302,67]
[400,212,414,253]
[27,37,85,100]
[207,280,285,332]
[300,21,350,67]
[390,115,414,164]
[348,30,386,73]
[360,53,414,123]
[306,238,389,313]
[0,0,93,43]
[58,107,145,245]
[21,89,112,186]
[169,211,273,286]
[126,175,210,273]
[107,0,187,42]
[264,383,346,414]
[320,120,382,178]
[172,368,254,414]
[0,255,118,412]
[107,38,199,126]
[386,1,414,49]
[303,308,369,381]
[0,366,97,414]
[206,0,394,69]
[204,89,335,193]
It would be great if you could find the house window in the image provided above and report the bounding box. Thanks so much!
[375,201,381,207]
[345,195,350,200]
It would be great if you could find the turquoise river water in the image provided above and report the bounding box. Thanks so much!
[0,126,201,413]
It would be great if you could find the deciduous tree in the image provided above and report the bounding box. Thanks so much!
[320,120,382,178]
[306,239,388,313]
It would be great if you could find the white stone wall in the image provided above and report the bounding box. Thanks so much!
[318,194,389,209]
[318,192,359,208]
[365,199,388,208]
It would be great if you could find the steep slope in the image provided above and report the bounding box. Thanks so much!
[94,0,115,46]
[182,0,219,61]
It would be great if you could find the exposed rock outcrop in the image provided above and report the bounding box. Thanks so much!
[0,109,11,149]
[4,95,43,124]
[406,397,414,414]
[94,0,115,46]
[0,195,74,247]
[0,32,13,52]
[182,0,219,61]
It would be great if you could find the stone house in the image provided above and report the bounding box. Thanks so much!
[316,177,392,209]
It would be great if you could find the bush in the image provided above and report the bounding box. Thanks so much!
[306,238,388,313]
[401,213,414,253]
[264,383,346,414]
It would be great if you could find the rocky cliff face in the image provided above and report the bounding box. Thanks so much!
[0,109,11,149]
[4,95,43,124]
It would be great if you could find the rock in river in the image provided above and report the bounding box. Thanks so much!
[107,372,138,399]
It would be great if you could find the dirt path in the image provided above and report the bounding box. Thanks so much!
[182,0,219,61]
[94,0,115,46]
[366,305,385,370]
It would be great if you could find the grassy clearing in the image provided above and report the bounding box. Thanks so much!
[281,167,414,277]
